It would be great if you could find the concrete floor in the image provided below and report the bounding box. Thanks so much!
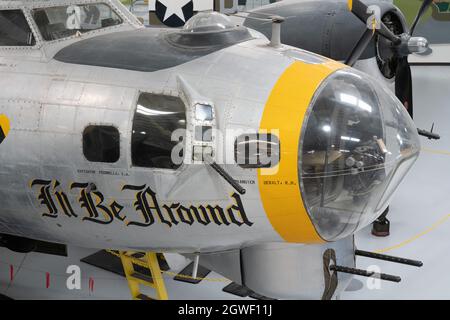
[1,65,449,300]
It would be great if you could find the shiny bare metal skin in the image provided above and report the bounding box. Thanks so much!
[0,0,298,252]
[0,0,421,299]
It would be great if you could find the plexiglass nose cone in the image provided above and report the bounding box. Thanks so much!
[298,68,420,241]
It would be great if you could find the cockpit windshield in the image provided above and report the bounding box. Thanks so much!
[32,3,122,41]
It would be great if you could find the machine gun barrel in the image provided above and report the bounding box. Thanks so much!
[330,265,401,283]
[205,156,246,195]
[418,128,440,140]
[355,249,423,267]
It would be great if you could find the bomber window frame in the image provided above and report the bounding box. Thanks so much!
[30,2,124,42]
[131,92,187,171]
[0,9,37,48]
[83,125,120,163]
[234,133,280,169]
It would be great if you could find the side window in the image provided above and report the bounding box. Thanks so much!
[235,133,280,168]
[0,10,35,46]
[83,126,120,163]
[132,93,186,170]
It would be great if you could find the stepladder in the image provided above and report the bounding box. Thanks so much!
[119,251,169,300]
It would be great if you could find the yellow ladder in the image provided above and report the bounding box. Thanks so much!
[119,251,169,300]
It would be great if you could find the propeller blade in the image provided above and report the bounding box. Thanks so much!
[410,0,434,35]
[395,57,413,118]
[345,28,374,66]
[348,0,371,23]
[348,0,401,44]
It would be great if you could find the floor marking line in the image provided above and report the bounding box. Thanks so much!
[422,147,450,156]
[375,214,450,253]
[374,146,450,253]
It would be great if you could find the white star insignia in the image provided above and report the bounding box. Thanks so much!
[158,0,191,22]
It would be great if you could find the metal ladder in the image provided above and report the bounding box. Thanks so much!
[119,251,169,300]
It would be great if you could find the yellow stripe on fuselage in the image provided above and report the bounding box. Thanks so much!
[258,60,345,244]
[0,114,10,138]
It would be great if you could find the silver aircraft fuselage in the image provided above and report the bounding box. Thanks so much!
[0,0,420,253]
[0,0,422,299]
[0,0,304,252]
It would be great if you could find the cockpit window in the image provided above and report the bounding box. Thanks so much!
[132,93,186,170]
[0,10,35,46]
[32,3,122,41]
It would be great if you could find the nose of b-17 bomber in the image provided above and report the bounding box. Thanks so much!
[298,68,420,241]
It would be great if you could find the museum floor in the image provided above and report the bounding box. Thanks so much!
[1,65,449,300]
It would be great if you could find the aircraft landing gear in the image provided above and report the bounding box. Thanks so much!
[372,207,390,237]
